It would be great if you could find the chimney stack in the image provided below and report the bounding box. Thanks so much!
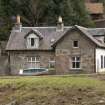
[14,15,22,32]
[57,16,64,31]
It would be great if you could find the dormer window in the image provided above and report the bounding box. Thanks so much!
[25,30,43,49]
[27,34,39,49]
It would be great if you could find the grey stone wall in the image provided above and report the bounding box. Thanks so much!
[0,56,8,75]
[0,41,8,75]
[9,50,55,75]
[55,29,96,74]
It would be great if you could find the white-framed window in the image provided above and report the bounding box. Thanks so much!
[100,55,105,69]
[49,57,55,68]
[26,56,40,68]
[73,41,79,48]
[101,55,103,69]
[71,56,81,69]
[27,34,39,48]
[104,56,105,68]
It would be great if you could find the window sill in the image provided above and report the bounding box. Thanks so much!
[27,47,39,49]
[73,47,79,49]
[69,69,84,74]
[70,68,82,70]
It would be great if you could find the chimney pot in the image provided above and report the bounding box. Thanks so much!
[17,15,21,24]
[58,16,63,23]
[57,16,64,31]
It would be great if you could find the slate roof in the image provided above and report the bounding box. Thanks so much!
[6,26,71,50]
[6,25,105,51]
[75,25,105,48]
[87,28,105,36]
[24,29,43,39]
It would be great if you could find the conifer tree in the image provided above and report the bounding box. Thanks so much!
[0,0,94,40]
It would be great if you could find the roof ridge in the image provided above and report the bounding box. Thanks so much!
[75,25,88,29]
[75,25,105,30]
[22,26,72,29]
[88,28,105,30]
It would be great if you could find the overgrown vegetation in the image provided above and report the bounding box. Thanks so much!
[0,76,105,105]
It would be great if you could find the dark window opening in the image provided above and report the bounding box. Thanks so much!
[73,41,78,48]
[31,38,34,46]
[104,56,105,68]
[101,56,103,69]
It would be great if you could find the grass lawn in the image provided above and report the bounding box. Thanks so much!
[0,75,105,105]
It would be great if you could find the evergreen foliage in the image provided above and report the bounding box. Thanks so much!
[0,0,94,40]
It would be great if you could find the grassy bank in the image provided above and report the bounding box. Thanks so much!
[0,75,105,105]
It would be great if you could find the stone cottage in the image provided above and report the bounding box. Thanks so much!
[6,16,105,75]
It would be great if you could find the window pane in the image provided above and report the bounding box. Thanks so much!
[72,62,75,68]
[73,41,78,47]
[101,56,103,69]
[76,62,80,68]
[31,38,35,46]
[32,57,35,61]
[104,56,105,68]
